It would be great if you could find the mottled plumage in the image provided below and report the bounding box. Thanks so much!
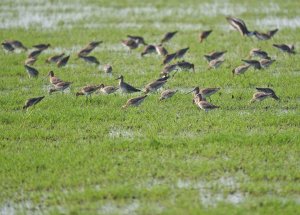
[33,43,50,50]
[122,95,147,108]
[159,89,177,101]
[48,71,63,85]
[49,81,72,94]
[99,84,118,94]
[208,59,224,69]
[194,94,219,112]
[250,92,271,103]
[121,39,139,50]
[24,57,37,66]
[76,85,102,98]
[226,16,253,36]
[127,35,147,45]
[28,49,43,59]
[232,65,251,76]
[162,53,176,65]
[155,45,168,56]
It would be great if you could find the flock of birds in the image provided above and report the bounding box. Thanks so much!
[2,16,296,111]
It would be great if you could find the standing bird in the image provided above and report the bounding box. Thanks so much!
[1,42,14,52]
[242,59,261,70]
[232,65,251,76]
[33,43,50,50]
[79,55,100,65]
[49,81,72,94]
[116,75,141,93]
[176,61,195,72]
[159,89,177,101]
[175,47,189,59]
[48,71,63,85]
[141,45,156,57]
[144,80,167,93]
[273,44,295,54]
[57,55,70,68]
[160,31,178,43]
[256,87,280,100]
[194,94,219,112]
[24,65,39,78]
[226,16,254,37]
[162,53,177,65]
[204,51,227,62]
[76,85,102,100]
[122,95,147,108]
[250,92,271,103]
[23,96,45,110]
[155,44,168,56]
[187,86,220,102]
[199,30,212,43]
[127,35,147,45]
[99,84,118,94]
[45,53,65,64]
[121,39,139,50]
[103,64,112,74]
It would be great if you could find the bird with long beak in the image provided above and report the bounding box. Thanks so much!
[122,95,147,108]
[187,86,220,102]
[256,87,280,100]
[49,81,72,94]
[116,75,141,93]
[48,71,63,85]
[226,16,254,37]
[99,84,118,95]
[250,92,272,103]
[79,55,100,65]
[175,47,189,59]
[249,48,270,59]
[76,85,102,100]
[273,44,295,54]
[23,96,45,110]
[194,94,219,112]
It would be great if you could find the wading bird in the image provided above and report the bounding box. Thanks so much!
[159,89,177,101]
[116,75,141,93]
[23,96,45,110]
[122,95,147,108]
[199,30,213,43]
[161,31,178,43]
[226,16,254,37]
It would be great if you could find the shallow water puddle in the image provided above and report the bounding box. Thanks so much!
[100,200,139,215]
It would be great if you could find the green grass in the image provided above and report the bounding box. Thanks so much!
[0,0,300,214]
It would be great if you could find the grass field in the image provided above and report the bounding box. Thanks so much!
[1,0,300,214]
